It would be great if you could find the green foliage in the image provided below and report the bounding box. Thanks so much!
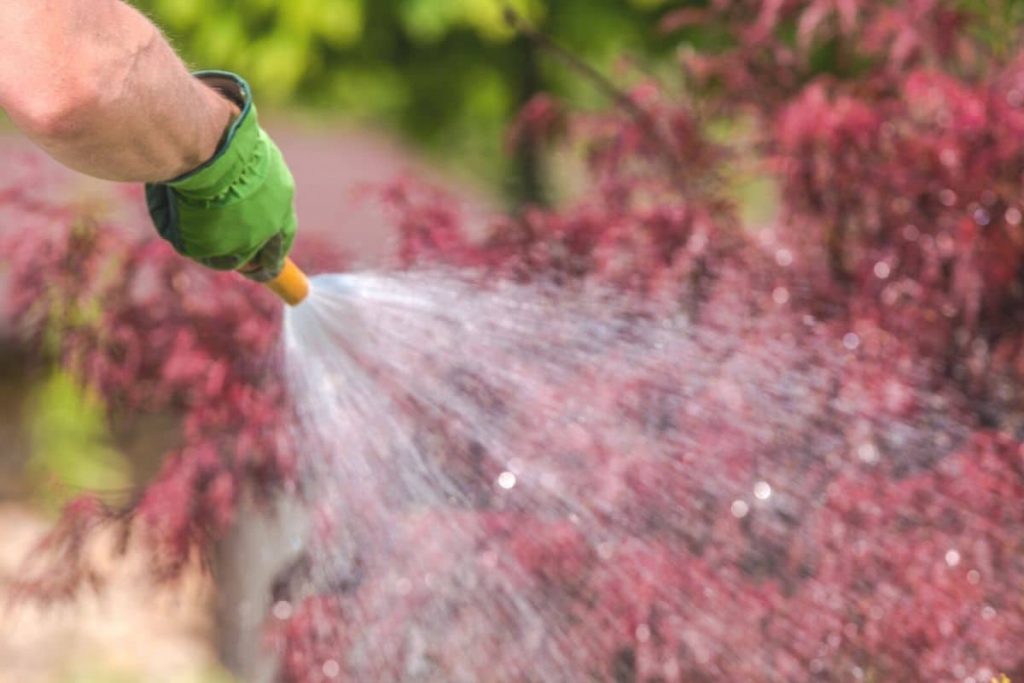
[134,0,687,188]
[27,370,130,510]
[396,0,545,42]
[959,0,1024,60]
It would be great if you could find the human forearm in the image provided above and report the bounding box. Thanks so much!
[0,0,236,182]
[1,0,300,285]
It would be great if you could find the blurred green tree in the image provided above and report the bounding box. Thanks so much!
[27,369,131,510]
[136,0,684,199]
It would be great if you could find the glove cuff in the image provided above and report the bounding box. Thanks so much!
[167,71,258,198]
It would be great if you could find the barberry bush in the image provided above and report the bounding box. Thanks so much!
[4,1,1024,681]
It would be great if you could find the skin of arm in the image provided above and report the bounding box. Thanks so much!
[0,0,237,182]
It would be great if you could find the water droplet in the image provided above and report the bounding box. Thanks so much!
[753,481,772,500]
[635,623,651,642]
[967,569,981,584]
[1006,207,1022,225]
[973,208,991,226]
[939,189,958,207]
[843,333,860,351]
[857,443,879,464]
[945,549,961,567]
[775,249,794,267]
[539,471,559,489]
[730,500,750,518]
[322,659,341,679]
[982,605,997,620]
[873,262,891,279]
[497,471,517,490]
[272,600,293,620]
[902,224,920,241]
[772,287,790,305]
[171,273,191,292]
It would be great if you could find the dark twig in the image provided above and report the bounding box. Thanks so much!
[501,5,690,186]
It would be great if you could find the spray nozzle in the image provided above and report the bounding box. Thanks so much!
[264,257,310,306]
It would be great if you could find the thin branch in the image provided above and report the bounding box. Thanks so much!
[501,5,690,185]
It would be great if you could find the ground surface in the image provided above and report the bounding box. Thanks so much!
[0,505,225,683]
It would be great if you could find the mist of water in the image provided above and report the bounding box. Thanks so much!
[277,268,1001,682]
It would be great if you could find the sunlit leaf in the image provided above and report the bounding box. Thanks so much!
[28,370,130,510]
[318,0,366,48]
[247,31,315,101]
[153,0,205,31]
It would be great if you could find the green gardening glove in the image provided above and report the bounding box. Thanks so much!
[146,71,297,282]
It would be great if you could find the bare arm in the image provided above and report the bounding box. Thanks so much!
[0,0,237,182]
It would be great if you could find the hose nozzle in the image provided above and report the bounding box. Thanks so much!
[265,257,310,306]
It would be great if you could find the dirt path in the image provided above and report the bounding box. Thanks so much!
[0,505,226,683]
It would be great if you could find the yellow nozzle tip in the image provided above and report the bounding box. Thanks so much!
[265,257,310,306]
